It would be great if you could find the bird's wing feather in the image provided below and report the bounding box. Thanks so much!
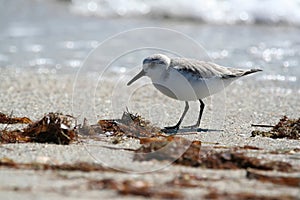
[171,58,260,79]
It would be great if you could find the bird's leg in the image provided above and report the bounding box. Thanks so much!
[162,101,189,133]
[182,99,205,129]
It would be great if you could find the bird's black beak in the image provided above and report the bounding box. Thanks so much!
[127,69,145,86]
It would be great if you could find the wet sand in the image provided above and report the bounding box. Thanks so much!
[0,69,299,199]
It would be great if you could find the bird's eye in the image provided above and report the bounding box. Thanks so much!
[152,59,165,65]
[143,58,166,66]
[143,59,150,65]
[157,61,166,65]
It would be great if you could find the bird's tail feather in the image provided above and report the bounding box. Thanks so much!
[222,68,262,79]
[242,69,263,76]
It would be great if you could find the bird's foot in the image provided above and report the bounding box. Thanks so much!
[161,125,179,134]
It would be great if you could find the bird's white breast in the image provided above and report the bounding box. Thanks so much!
[150,67,234,101]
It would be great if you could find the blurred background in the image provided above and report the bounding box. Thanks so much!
[0,0,299,75]
[0,0,299,120]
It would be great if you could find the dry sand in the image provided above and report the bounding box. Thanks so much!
[0,69,300,199]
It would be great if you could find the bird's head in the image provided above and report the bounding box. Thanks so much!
[127,54,171,86]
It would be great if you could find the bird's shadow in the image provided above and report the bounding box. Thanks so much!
[162,127,224,135]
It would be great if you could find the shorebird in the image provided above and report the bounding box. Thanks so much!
[127,54,262,133]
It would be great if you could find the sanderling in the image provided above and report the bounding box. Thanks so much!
[127,54,262,133]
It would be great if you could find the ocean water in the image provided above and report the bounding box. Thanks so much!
[0,0,299,88]
[71,0,300,25]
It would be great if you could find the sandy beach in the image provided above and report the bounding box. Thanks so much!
[1,68,299,199]
[1,0,300,199]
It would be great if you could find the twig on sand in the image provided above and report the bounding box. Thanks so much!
[251,124,275,128]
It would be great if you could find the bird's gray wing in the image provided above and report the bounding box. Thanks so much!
[171,58,260,79]
[171,58,235,78]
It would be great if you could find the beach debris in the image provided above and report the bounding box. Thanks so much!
[134,136,202,167]
[251,124,275,128]
[98,111,163,138]
[246,169,300,187]
[167,172,298,199]
[0,112,32,124]
[236,145,262,150]
[197,148,294,172]
[0,113,77,144]
[251,116,300,139]
[77,118,99,136]
[167,173,222,188]
[88,179,184,199]
[0,110,162,144]
[270,148,300,155]
[205,188,294,200]
[87,170,298,199]
[0,130,25,143]
[134,137,294,171]
[0,157,114,172]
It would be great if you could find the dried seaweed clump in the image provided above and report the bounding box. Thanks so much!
[0,112,32,124]
[0,113,77,145]
[88,179,183,199]
[134,137,294,171]
[134,136,202,166]
[252,116,300,139]
[197,148,294,172]
[98,111,162,138]
[247,169,300,187]
[0,157,112,172]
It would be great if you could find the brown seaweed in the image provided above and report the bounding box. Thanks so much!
[0,157,114,172]
[0,113,77,144]
[205,189,294,200]
[134,136,202,167]
[134,137,294,171]
[198,148,294,172]
[98,111,163,138]
[247,169,300,187]
[0,112,32,124]
[88,179,184,199]
[252,116,300,139]
[167,173,222,188]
